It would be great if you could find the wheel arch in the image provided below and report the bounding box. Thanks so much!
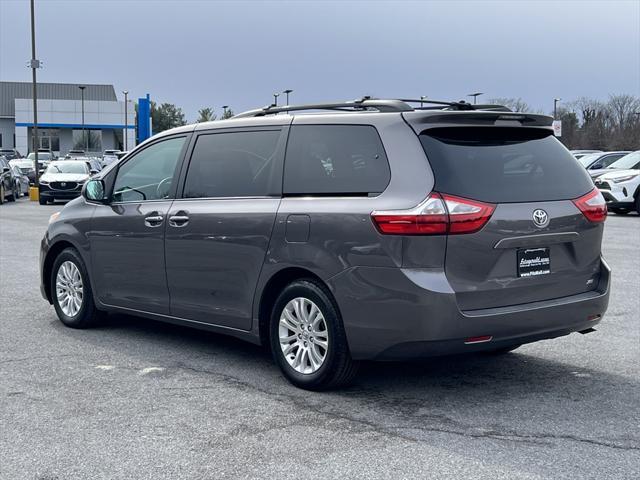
[42,239,85,303]
[257,267,330,348]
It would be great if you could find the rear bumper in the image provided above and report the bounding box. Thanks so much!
[328,257,611,360]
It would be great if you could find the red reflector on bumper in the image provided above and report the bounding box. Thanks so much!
[464,335,493,344]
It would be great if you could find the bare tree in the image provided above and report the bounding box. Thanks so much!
[487,97,531,112]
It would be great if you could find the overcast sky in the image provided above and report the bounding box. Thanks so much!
[1,0,639,121]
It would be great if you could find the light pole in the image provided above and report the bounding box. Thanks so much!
[79,85,86,151]
[420,95,427,108]
[222,105,228,118]
[554,98,561,119]
[122,90,128,151]
[273,92,280,107]
[29,0,41,186]
[467,92,483,105]
[283,89,293,106]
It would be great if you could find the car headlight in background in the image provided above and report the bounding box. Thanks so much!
[611,174,639,183]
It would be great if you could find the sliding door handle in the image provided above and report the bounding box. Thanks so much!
[168,215,189,227]
[144,214,164,227]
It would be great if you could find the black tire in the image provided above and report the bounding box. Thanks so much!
[269,279,359,390]
[7,185,16,202]
[39,197,47,205]
[635,195,640,215]
[610,208,629,215]
[483,344,521,355]
[51,247,102,328]
[0,184,4,204]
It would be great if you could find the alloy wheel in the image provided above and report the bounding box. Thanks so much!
[279,297,329,374]
[55,261,84,317]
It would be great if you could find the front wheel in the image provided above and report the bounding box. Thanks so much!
[270,279,359,390]
[635,196,640,215]
[51,248,102,328]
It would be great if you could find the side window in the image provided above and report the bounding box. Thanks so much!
[283,125,390,195]
[602,154,624,167]
[183,130,281,198]
[112,136,186,202]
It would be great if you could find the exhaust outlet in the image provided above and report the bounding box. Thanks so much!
[579,328,597,335]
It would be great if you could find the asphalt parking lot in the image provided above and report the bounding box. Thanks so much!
[0,199,638,480]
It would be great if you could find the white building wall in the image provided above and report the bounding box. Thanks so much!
[15,98,135,128]
[15,126,28,155]
[14,98,136,153]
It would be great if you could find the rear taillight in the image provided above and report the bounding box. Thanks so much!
[441,194,496,234]
[372,193,495,235]
[572,188,607,223]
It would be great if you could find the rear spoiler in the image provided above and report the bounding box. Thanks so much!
[402,111,554,134]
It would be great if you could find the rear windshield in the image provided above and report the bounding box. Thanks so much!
[419,127,594,203]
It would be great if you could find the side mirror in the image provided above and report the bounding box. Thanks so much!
[90,169,99,175]
[84,179,106,203]
[591,162,604,170]
[2,166,9,173]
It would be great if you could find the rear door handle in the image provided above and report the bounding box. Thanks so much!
[144,214,164,227]
[168,214,189,227]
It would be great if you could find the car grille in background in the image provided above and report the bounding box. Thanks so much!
[50,182,78,190]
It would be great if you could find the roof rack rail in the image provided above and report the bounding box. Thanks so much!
[232,97,413,118]
[232,96,512,118]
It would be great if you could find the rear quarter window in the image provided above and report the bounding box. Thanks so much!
[419,127,594,203]
[283,125,390,195]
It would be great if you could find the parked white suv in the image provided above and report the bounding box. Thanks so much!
[594,153,640,215]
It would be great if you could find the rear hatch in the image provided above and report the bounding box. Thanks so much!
[418,126,605,311]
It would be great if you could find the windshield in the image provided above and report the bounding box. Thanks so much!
[607,151,640,170]
[45,162,88,174]
[578,153,601,167]
[27,152,51,161]
[419,127,594,203]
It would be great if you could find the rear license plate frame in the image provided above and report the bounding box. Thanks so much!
[517,247,551,277]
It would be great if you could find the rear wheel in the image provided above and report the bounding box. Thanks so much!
[270,279,359,390]
[51,248,102,328]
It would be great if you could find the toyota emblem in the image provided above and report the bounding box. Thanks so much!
[532,209,549,228]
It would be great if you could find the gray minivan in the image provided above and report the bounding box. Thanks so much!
[40,98,610,390]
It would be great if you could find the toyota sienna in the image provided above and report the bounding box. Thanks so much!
[40,98,611,390]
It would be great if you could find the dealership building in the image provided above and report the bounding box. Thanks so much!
[0,81,136,156]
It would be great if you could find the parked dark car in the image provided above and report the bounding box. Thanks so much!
[38,160,92,205]
[0,155,21,204]
[40,98,610,390]
[9,158,36,185]
[0,148,23,160]
[11,164,30,196]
